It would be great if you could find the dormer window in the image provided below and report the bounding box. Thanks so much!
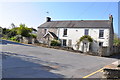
[63,28,67,37]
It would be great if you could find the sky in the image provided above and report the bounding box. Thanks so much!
[0,2,119,35]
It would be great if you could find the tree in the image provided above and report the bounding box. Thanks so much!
[17,24,32,37]
[2,28,11,35]
[11,23,16,28]
[9,27,18,37]
[30,27,37,32]
[114,33,120,46]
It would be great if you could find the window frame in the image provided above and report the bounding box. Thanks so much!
[99,30,104,38]
[63,28,67,37]
[84,29,89,35]
[44,28,47,34]
[63,39,67,46]
[99,42,103,47]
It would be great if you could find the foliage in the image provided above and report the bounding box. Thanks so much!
[30,34,37,38]
[114,38,120,46]
[9,27,18,37]
[2,28,11,35]
[11,23,16,28]
[2,27,18,38]
[50,39,61,46]
[113,33,120,46]
[1,23,37,43]
[30,28,37,32]
[17,24,32,37]
[79,35,93,42]
[76,35,93,50]
[9,36,17,41]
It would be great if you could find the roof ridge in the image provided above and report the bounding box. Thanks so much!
[50,20,109,22]
[38,19,111,28]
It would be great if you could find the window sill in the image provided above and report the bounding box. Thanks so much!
[99,37,104,39]
[63,35,67,37]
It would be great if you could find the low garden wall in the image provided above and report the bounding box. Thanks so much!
[112,45,120,54]
[97,45,120,57]
[102,60,120,79]
[20,37,37,44]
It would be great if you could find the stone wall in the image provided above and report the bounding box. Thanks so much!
[37,28,58,43]
[98,47,108,56]
[102,61,120,79]
[112,45,120,54]
[37,28,45,43]
[23,37,32,44]
[20,37,37,44]
[97,45,120,57]
[103,68,120,78]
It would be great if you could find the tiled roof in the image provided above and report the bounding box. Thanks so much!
[43,31,58,39]
[38,20,111,28]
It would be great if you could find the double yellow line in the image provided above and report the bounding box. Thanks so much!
[83,67,104,78]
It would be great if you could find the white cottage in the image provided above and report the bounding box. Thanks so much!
[37,15,114,56]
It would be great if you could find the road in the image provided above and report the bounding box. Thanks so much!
[1,40,119,78]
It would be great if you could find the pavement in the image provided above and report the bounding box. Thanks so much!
[1,40,119,78]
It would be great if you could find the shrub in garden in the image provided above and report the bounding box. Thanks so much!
[50,40,61,46]
[30,34,37,38]
[9,36,17,41]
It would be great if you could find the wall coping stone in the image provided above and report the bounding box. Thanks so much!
[104,60,120,70]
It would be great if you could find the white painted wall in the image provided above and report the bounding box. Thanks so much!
[58,28,110,52]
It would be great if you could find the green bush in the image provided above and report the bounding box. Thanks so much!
[80,35,93,42]
[76,35,93,50]
[9,36,20,42]
[9,36,17,41]
[30,34,37,38]
[17,24,32,37]
[50,40,61,46]
[114,38,120,46]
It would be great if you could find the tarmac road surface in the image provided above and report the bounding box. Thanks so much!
[1,40,119,78]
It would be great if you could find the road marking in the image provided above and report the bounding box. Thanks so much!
[83,67,104,78]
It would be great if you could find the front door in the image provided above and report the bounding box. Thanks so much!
[82,41,89,52]
[83,42,87,52]
[63,39,66,46]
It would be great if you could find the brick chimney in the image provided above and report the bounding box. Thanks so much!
[46,17,51,22]
[109,14,113,22]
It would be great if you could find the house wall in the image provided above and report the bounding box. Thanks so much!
[43,34,53,45]
[58,28,110,53]
[108,26,114,55]
[37,27,113,56]
[37,28,58,43]
[37,28,45,43]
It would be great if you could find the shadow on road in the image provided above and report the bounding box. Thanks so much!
[1,40,35,47]
[2,52,64,78]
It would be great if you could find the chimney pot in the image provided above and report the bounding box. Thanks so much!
[46,17,51,22]
[109,14,113,22]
